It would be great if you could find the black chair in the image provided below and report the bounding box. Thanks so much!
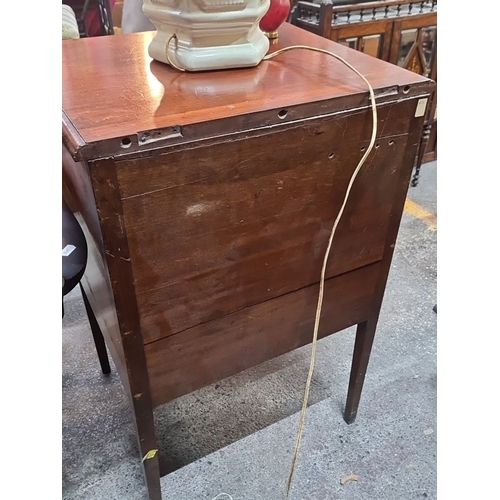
[62,200,111,374]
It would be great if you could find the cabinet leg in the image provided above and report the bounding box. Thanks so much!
[344,319,378,424]
[80,283,111,375]
[141,450,162,500]
[133,405,162,500]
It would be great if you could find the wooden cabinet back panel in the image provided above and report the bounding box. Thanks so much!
[146,261,380,406]
[117,100,415,344]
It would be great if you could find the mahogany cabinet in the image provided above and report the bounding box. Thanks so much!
[62,23,434,499]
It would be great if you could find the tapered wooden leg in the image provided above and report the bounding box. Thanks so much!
[86,158,162,499]
[80,282,111,375]
[141,451,162,500]
[132,401,162,500]
[344,319,378,424]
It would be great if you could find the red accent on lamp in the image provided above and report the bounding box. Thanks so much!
[260,0,291,40]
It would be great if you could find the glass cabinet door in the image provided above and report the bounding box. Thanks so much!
[396,25,436,77]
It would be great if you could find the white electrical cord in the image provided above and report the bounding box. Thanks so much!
[263,45,378,498]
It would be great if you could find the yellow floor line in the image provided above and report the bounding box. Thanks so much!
[404,198,437,231]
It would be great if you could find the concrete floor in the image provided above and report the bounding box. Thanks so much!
[62,161,437,500]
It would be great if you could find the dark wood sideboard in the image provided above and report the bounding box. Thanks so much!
[291,0,437,185]
[62,23,434,499]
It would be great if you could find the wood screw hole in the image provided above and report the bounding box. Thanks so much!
[403,85,411,94]
[121,137,132,148]
[328,153,335,159]
[278,109,288,119]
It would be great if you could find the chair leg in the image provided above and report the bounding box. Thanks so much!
[344,319,378,424]
[411,121,433,188]
[80,282,111,375]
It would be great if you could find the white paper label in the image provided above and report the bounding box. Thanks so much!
[415,98,428,118]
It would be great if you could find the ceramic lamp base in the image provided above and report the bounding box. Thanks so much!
[143,0,271,72]
[148,28,269,72]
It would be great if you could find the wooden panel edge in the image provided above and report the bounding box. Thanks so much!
[62,111,86,162]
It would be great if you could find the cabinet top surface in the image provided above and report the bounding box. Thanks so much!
[62,23,431,158]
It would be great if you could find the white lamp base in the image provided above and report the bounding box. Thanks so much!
[143,0,271,72]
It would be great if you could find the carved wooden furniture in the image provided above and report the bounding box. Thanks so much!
[62,23,434,499]
[291,0,437,184]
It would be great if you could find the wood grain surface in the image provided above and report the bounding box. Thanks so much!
[145,261,381,406]
[62,23,431,159]
[116,99,417,343]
